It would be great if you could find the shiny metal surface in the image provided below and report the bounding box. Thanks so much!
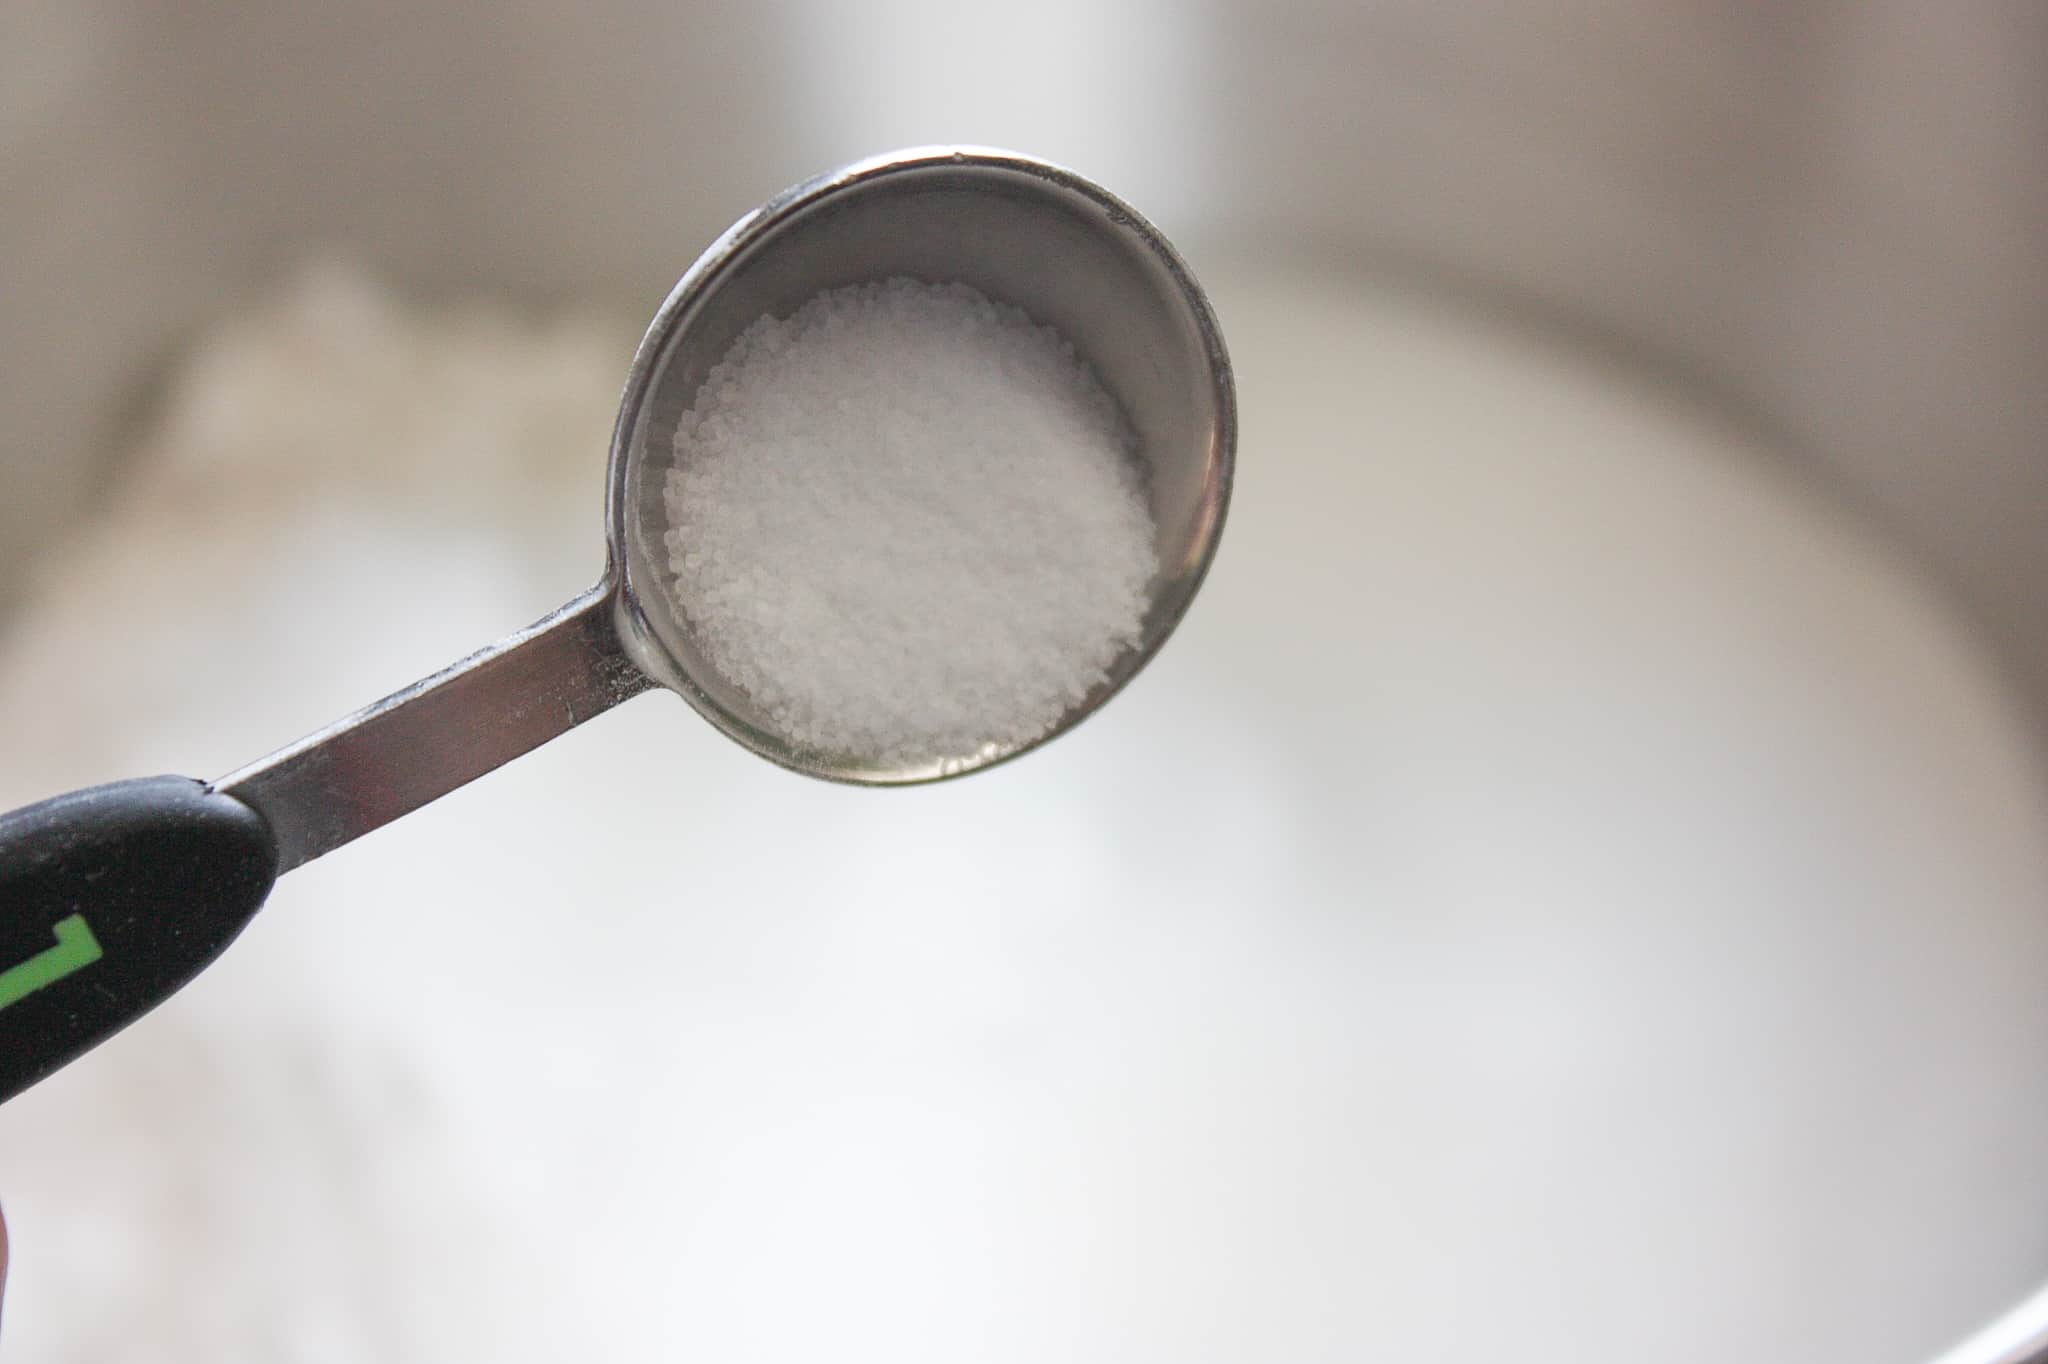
[214,588,653,873]
[214,147,1233,863]
[1930,1286,2048,1364]
[610,146,1234,782]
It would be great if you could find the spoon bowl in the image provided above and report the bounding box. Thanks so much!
[608,146,1235,782]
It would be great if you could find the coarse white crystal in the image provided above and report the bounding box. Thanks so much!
[664,278,1156,766]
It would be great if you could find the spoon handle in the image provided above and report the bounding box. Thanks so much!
[0,776,276,1103]
[0,583,653,1103]
[216,583,653,874]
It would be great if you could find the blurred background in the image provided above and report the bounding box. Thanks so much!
[1,3,2045,1362]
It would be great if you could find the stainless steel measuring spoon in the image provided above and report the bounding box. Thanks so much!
[0,147,1235,1102]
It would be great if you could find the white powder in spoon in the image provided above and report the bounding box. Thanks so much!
[663,278,1157,767]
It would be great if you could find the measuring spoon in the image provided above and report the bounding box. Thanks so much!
[0,146,1235,1102]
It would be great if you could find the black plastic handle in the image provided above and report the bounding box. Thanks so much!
[0,777,278,1103]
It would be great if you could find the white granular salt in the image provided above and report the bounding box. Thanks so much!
[663,277,1157,766]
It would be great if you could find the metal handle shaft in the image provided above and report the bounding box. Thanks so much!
[215,584,653,873]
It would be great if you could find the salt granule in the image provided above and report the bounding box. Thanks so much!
[663,278,1157,766]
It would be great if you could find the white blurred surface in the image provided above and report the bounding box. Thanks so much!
[6,3,2046,716]
[0,262,2042,1362]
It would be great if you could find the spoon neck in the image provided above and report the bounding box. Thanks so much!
[214,583,654,875]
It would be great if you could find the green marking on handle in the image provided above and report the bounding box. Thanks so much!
[0,914,104,1009]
